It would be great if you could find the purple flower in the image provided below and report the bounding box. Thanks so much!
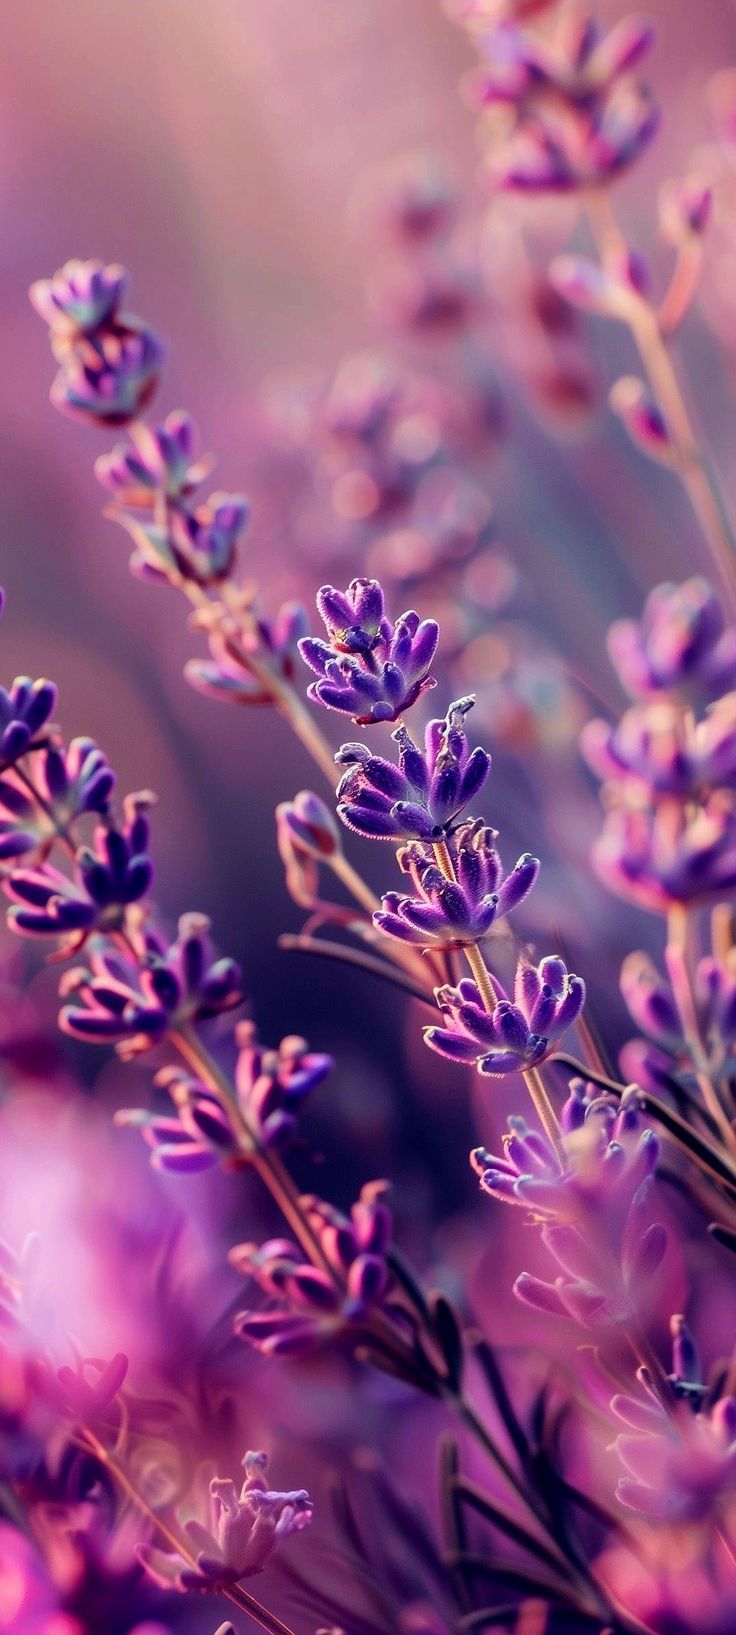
[276,791,342,909]
[95,411,213,509]
[232,1181,392,1355]
[52,1350,129,1422]
[234,1022,333,1150]
[620,949,736,1091]
[0,737,114,860]
[425,956,585,1075]
[582,697,736,799]
[30,258,164,426]
[607,578,736,705]
[299,577,438,725]
[472,1082,666,1326]
[473,14,658,192]
[186,593,308,704]
[613,1342,736,1519]
[374,819,538,947]
[118,1024,332,1172]
[29,259,127,334]
[0,677,57,770]
[139,1450,312,1592]
[116,492,248,586]
[592,794,736,910]
[4,793,153,940]
[335,696,491,841]
[59,912,244,1058]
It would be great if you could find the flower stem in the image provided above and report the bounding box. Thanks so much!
[523,1065,566,1167]
[665,904,736,1155]
[586,192,736,606]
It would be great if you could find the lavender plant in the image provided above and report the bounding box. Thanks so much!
[8,0,736,1633]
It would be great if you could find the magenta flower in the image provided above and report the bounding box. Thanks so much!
[425,956,584,1075]
[232,1181,392,1355]
[335,697,491,841]
[582,696,736,798]
[0,738,114,860]
[300,577,438,725]
[620,949,736,1091]
[118,1024,332,1171]
[59,912,243,1057]
[30,258,164,426]
[95,411,213,509]
[139,1450,312,1592]
[4,793,153,940]
[473,1082,666,1326]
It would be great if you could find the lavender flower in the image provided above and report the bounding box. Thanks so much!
[592,794,736,910]
[0,677,57,770]
[335,697,491,841]
[299,577,438,724]
[582,697,736,799]
[471,12,658,192]
[116,491,248,586]
[4,793,153,940]
[620,948,736,1091]
[118,1024,332,1171]
[472,1082,666,1325]
[0,737,114,860]
[139,1450,312,1592]
[607,578,736,705]
[425,956,584,1075]
[374,819,538,947]
[232,1181,391,1355]
[95,411,213,509]
[186,592,308,704]
[30,259,164,425]
[613,1324,736,1519]
[59,912,243,1058]
[29,259,127,334]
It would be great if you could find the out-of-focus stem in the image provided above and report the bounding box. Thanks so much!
[586,193,736,606]
[523,1065,566,1167]
[666,904,736,1155]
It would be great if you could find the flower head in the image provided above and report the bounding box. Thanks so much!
[592,793,736,910]
[0,677,57,771]
[607,578,736,705]
[472,1082,666,1326]
[620,948,736,1091]
[186,591,307,704]
[425,955,584,1075]
[4,793,153,941]
[0,738,114,860]
[299,577,438,724]
[613,1319,736,1520]
[117,1023,332,1171]
[59,912,243,1057]
[95,411,213,509]
[139,1450,312,1592]
[335,696,491,840]
[30,258,164,426]
[374,819,538,947]
[232,1181,392,1355]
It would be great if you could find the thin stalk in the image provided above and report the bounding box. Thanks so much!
[666,904,736,1155]
[586,192,736,605]
[523,1066,566,1168]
